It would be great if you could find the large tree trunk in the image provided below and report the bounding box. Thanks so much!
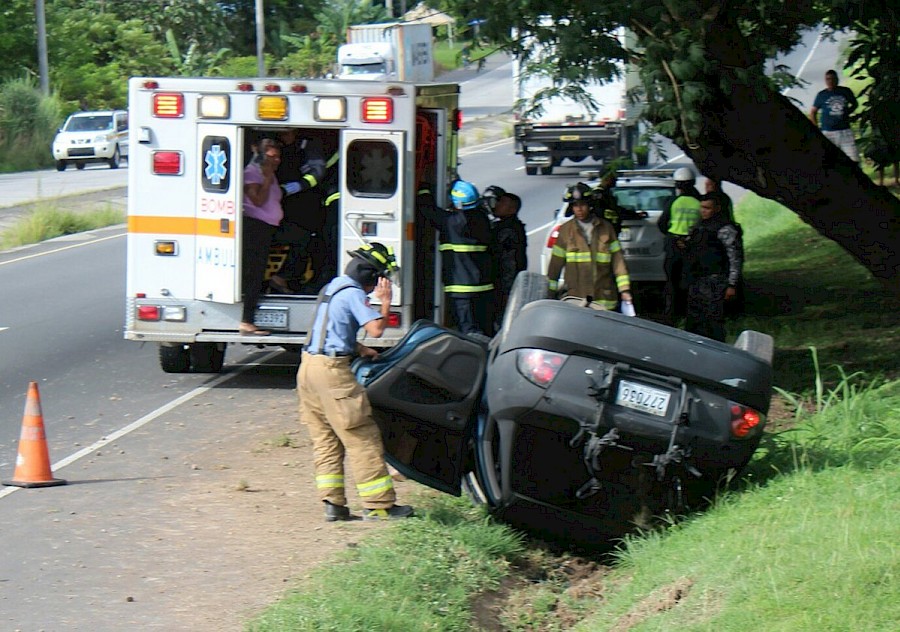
[684,74,900,292]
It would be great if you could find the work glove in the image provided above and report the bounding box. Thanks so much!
[281,181,301,195]
[620,300,637,317]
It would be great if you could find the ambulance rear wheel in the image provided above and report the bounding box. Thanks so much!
[159,344,191,373]
[189,342,226,373]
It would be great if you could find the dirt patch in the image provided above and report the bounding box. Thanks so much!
[610,576,694,632]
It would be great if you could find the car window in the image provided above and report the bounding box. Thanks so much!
[116,114,128,132]
[613,186,674,212]
[66,115,113,132]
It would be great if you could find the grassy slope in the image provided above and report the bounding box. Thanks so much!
[248,195,900,631]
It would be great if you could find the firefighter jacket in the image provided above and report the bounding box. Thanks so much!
[592,186,643,234]
[658,190,701,236]
[684,213,743,287]
[547,216,630,310]
[417,187,494,297]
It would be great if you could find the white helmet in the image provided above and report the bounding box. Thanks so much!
[673,167,695,183]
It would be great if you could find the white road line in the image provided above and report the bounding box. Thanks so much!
[0,230,124,266]
[459,137,512,156]
[0,350,283,500]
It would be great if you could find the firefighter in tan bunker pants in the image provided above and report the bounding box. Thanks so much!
[298,243,415,522]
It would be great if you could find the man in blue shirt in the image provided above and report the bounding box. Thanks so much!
[810,69,859,162]
[298,243,414,522]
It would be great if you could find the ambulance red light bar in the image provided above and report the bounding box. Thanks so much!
[152,151,183,175]
[143,80,159,89]
[237,82,253,92]
[362,98,393,123]
[291,84,308,93]
[264,83,280,92]
[153,93,184,118]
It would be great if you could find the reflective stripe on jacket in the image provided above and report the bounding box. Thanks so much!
[546,217,630,309]
[439,208,494,297]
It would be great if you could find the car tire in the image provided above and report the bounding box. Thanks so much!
[525,166,537,176]
[76,162,86,170]
[189,342,226,373]
[733,330,774,366]
[55,160,67,171]
[540,166,553,175]
[108,146,121,169]
[159,343,191,373]
[496,271,549,348]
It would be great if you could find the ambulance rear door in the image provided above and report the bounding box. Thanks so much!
[195,124,241,303]
[338,130,406,306]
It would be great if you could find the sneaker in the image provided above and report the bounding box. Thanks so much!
[362,505,415,521]
[324,500,351,522]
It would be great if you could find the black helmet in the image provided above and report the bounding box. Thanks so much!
[563,182,593,203]
[347,242,399,279]
[480,185,506,214]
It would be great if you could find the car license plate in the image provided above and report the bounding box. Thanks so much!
[616,380,670,417]
[560,134,581,141]
[254,307,288,329]
[618,228,632,241]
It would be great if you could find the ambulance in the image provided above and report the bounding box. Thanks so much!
[124,76,460,373]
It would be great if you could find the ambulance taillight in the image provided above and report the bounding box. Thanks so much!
[153,93,184,118]
[362,98,393,123]
[257,96,288,120]
[387,313,402,328]
[152,151,183,175]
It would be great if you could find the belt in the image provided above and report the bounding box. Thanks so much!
[304,349,352,357]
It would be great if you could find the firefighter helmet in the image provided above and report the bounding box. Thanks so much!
[347,242,399,278]
[480,185,506,214]
[450,179,480,210]
[563,182,594,203]
[673,167,696,183]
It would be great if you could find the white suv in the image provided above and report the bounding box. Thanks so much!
[541,169,677,285]
[52,110,129,171]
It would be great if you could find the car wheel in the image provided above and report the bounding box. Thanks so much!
[496,271,549,348]
[540,166,553,175]
[76,162,86,170]
[55,160,67,171]
[108,146,121,169]
[159,344,191,373]
[189,342,226,373]
[733,330,774,365]
[525,166,537,176]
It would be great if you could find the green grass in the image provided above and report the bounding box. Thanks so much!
[245,189,900,631]
[0,204,125,249]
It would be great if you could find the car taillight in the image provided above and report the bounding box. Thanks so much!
[545,225,561,250]
[516,349,567,388]
[730,403,763,438]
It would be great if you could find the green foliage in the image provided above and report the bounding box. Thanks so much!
[272,33,337,79]
[0,205,124,249]
[0,77,61,172]
[314,0,392,46]
[248,494,525,631]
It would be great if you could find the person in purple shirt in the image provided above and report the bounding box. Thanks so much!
[240,138,283,335]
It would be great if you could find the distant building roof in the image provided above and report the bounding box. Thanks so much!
[403,3,455,27]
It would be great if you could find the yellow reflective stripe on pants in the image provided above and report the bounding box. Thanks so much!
[316,474,345,489]
[548,279,559,291]
[325,192,340,206]
[592,298,618,309]
[444,283,494,293]
[439,244,488,252]
[357,475,393,497]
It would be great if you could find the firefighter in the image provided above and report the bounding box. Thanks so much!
[591,171,643,234]
[298,243,414,522]
[432,179,495,335]
[657,167,702,325]
[547,182,632,310]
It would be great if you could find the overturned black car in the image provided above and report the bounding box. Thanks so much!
[353,273,774,548]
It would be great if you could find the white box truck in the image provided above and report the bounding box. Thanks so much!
[338,22,434,83]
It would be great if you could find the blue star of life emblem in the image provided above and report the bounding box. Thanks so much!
[204,144,228,185]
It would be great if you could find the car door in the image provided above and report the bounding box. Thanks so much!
[353,321,488,495]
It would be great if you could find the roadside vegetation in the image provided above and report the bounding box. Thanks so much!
[248,193,900,631]
[0,204,124,250]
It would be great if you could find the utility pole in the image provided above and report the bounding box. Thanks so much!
[255,0,266,76]
[36,0,50,95]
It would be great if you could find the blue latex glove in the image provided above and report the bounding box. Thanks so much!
[281,181,301,195]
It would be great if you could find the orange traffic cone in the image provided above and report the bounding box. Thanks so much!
[3,382,66,488]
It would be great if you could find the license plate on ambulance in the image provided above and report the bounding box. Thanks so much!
[616,380,671,417]
[254,307,288,329]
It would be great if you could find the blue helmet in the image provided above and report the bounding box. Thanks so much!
[450,179,480,210]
